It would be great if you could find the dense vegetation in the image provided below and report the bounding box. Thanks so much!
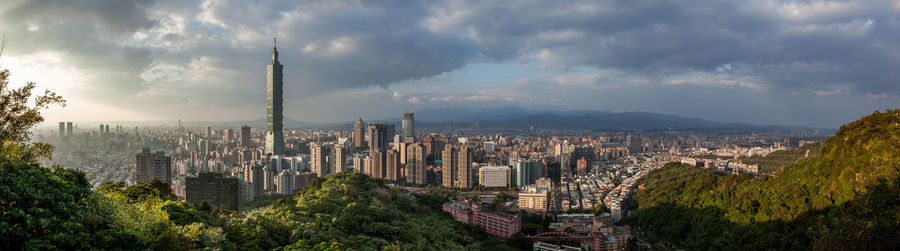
[628,110,900,250]
[738,141,824,174]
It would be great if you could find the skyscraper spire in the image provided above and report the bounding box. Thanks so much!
[271,37,279,63]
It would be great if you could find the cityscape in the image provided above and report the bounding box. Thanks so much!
[2,1,899,250]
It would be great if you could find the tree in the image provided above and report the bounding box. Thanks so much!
[0,38,66,163]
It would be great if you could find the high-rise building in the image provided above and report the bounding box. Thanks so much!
[240,125,251,147]
[441,145,457,188]
[310,143,329,177]
[65,122,73,137]
[105,124,109,134]
[627,135,643,154]
[367,124,389,151]
[135,148,172,185]
[423,135,435,160]
[58,122,65,138]
[333,145,346,173]
[406,143,426,184]
[369,149,385,179]
[402,112,414,143]
[274,170,293,195]
[206,126,212,138]
[265,38,285,155]
[353,116,366,149]
[457,144,474,188]
[385,150,401,181]
[185,173,240,210]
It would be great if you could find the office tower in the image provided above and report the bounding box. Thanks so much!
[185,173,240,210]
[513,159,542,187]
[58,122,64,138]
[479,166,509,188]
[99,124,104,134]
[333,145,346,173]
[406,143,426,184]
[385,150,401,181]
[457,144,474,188]
[402,112,414,143]
[397,142,408,165]
[265,38,285,155]
[310,143,329,177]
[135,148,172,185]
[207,126,212,138]
[441,145,457,188]
[353,116,366,148]
[105,124,109,134]
[66,122,73,137]
[434,135,450,161]
[240,125,251,147]
[367,124,389,151]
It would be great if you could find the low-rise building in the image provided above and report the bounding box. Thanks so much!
[442,200,522,238]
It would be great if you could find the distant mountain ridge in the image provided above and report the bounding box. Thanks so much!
[181,106,819,131]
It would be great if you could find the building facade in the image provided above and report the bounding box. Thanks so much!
[265,39,285,155]
[135,148,172,185]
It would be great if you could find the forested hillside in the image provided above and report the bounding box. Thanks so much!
[628,110,900,250]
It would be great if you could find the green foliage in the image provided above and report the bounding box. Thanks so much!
[0,63,66,163]
[629,110,900,250]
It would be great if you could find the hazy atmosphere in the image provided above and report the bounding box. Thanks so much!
[2,0,899,127]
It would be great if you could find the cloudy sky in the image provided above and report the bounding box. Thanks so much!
[1,0,898,128]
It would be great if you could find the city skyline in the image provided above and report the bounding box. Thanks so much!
[2,1,899,128]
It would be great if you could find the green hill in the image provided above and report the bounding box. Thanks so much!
[628,110,900,250]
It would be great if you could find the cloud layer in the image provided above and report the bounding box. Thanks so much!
[1,0,897,127]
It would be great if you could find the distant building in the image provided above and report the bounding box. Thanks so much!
[353,116,366,148]
[58,122,65,138]
[240,125,251,147]
[406,143,427,184]
[274,170,293,195]
[457,144,474,188]
[223,128,233,142]
[185,172,240,210]
[135,148,172,185]
[441,145,457,188]
[66,122,73,137]
[627,135,643,154]
[479,166,509,188]
[402,112,414,143]
[369,149,385,179]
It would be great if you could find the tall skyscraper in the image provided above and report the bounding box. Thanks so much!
[441,145,457,188]
[353,116,366,149]
[206,126,212,138]
[457,144,474,188]
[265,38,285,155]
[58,122,64,138]
[406,143,426,184]
[240,125,251,147]
[223,128,233,142]
[65,122,73,137]
[135,148,172,185]
[402,112,414,143]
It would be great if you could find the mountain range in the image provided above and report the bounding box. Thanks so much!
[227,106,821,132]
